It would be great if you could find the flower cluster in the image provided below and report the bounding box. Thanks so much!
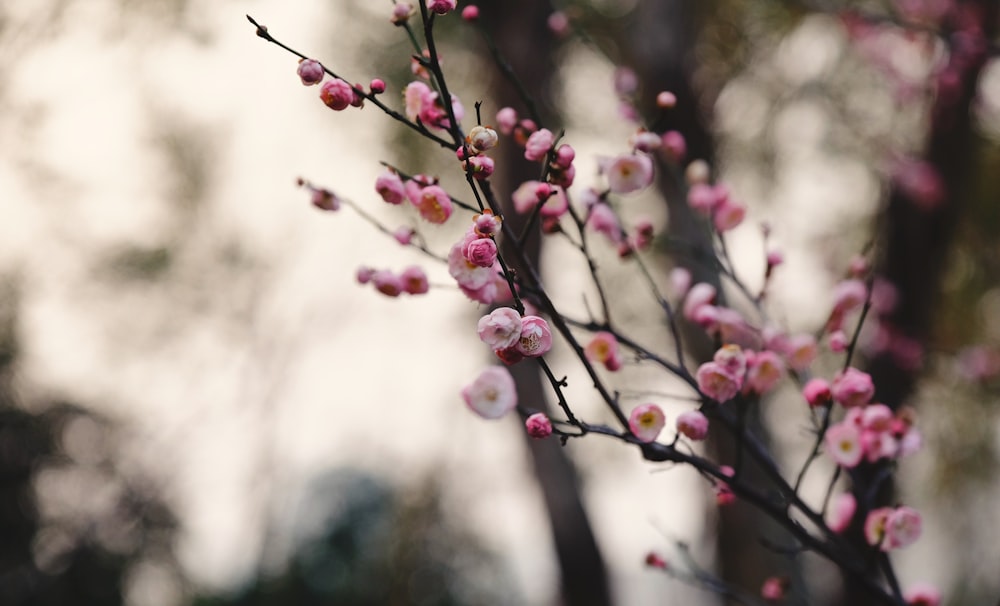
[356,265,429,297]
[477,308,553,364]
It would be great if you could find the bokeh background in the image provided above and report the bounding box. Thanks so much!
[1,1,999,605]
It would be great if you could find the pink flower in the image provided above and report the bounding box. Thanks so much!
[448,241,493,291]
[467,125,498,153]
[393,227,414,245]
[826,492,856,532]
[584,332,622,371]
[356,266,375,284]
[713,199,746,232]
[760,577,786,602]
[465,237,498,268]
[661,130,686,162]
[884,506,922,550]
[784,334,818,371]
[697,361,742,402]
[461,5,479,21]
[495,107,518,134]
[400,266,429,295]
[525,412,553,438]
[473,210,502,237]
[320,79,354,111]
[904,583,941,606]
[466,155,494,178]
[629,403,665,443]
[828,279,868,331]
[606,154,654,194]
[831,368,875,408]
[512,180,542,214]
[864,507,893,547]
[412,184,453,224]
[645,552,668,570]
[670,267,692,298]
[371,270,403,297]
[587,203,623,244]
[516,316,553,357]
[369,78,386,94]
[462,366,517,419]
[825,422,863,468]
[802,378,832,406]
[310,187,340,211]
[428,0,457,14]
[687,183,720,215]
[656,91,677,108]
[676,410,709,441]
[713,344,747,379]
[524,128,555,162]
[547,11,570,37]
[390,2,415,24]
[477,307,523,351]
[629,131,662,153]
[683,283,716,320]
[540,187,569,219]
[828,330,848,352]
[375,170,406,205]
[297,59,324,85]
[746,351,785,394]
[404,81,433,121]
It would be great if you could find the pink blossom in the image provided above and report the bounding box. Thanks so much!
[428,0,457,15]
[466,155,495,179]
[613,67,639,97]
[404,81,433,121]
[585,332,622,371]
[670,267,692,298]
[825,422,863,468]
[524,128,555,162]
[904,583,941,606]
[676,410,709,441]
[467,125,498,153]
[473,210,502,237]
[540,187,569,219]
[462,366,517,419]
[320,78,354,111]
[746,351,785,394]
[760,577,786,602]
[297,59,324,85]
[412,184,453,224]
[645,552,668,570]
[512,180,542,214]
[713,344,747,379]
[629,131,662,153]
[587,203,623,244]
[631,218,655,249]
[477,307,523,351]
[369,78,386,94]
[391,2,415,24]
[516,316,553,357]
[629,403,665,443]
[683,282,717,321]
[661,130,686,162]
[826,492,856,532]
[828,330,848,352]
[697,361,742,402]
[400,266,429,295]
[461,5,479,21]
[784,334,818,371]
[310,187,340,211]
[448,241,493,291]
[831,368,875,408]
[525,412,553,438]
[884,506,922,550]
[687,183,720,215]
[802,378,832,406]
[393,227,414,245]
[713,199,746,232]
[864,507,893,547]
[861,404,894,432]
[547,11,570,37]
[375,170,406,205]
[356,266,375,284]
[656,91,677,108]
[553,144,575,168]
[828,279,868,331]
[465,238,498,268]
[606,154,654,194]
[495,107,518,134]
[371,270,403,297]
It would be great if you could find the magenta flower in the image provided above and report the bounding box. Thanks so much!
[525,413,553,439]
[606,153,654,194]
[802,378,832,407]
[371,270,403,297]
[661,130,686,162]
[676,410,709,441]
[465,237,498,268]
[516,316,553,357]
[524,128,555,162]
[495,107,518,134]
[296,59,324,85]
[319,78,354,111]
[477,307,523,351]
[587,203,623,244]
[428,0,457,15]
[375,169,406,205]
[412,184,453,224]
[462,366,517,419]
[825,492,856,533]
[904,583,941,606]
[399,266,429,295]
[831,367,875,408]
[629,403,665,443]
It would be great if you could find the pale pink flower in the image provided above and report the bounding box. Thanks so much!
[661,130,686,162]
[697,361,741,402]
[462,366,517,419]
[525,412,553,438]
[473,210,502,237]
[676,410,709,441]
[629,403,665,443]
[861,429,898,462]
[390,2,415,24]
[516,316,553,357]
[829,330,849,352]
[495,107,518,134]
[861,404,894,432]
[375,170,406,205]
[465,237,498,268]
[320,79,354,111]
[825,422,863,468]
[427,0,457,15]
[713,344,747,379]
[399,266,429,295]
[864,507,893,547]
[802,378,832,406]
[629,131,662,153]
[524,128,555,162]
[606,154,654,194]
[683,282,717,321]
[656,91,677,108]
[884,506,922,550]
[826,492,856,532]
[448,241,493,291]
[297,59,324,85]
[670,267,692,298]
[784,334,818,371]
[687,183,720,215]
[547,11,570,37]
[467,125,498,153]
[477,307,523,351]
[540,187,569,219]
[746,351,785,394]
[897,427,923,457]
[613,67,639,97]
[766,249,784,267]
[831,368,875,408]
[587,203,623,244]
[828,279,868,331]
[404,81,433,121]
[393,227,414,245]
[511,180,542,214]
[412,184,453,224]
[760,577,786,602]
[585,332,622,371]
[371,270,403,297]
[713,199,746,232]
[466,155,494,179]
[356,266,375,284]
[904,583,941,606]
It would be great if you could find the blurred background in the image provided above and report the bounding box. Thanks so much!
[1,0,999,605]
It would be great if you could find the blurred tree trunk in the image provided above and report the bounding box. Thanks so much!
[479,2,613,605]
[624,1,791,601]
[845,1,999,603]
